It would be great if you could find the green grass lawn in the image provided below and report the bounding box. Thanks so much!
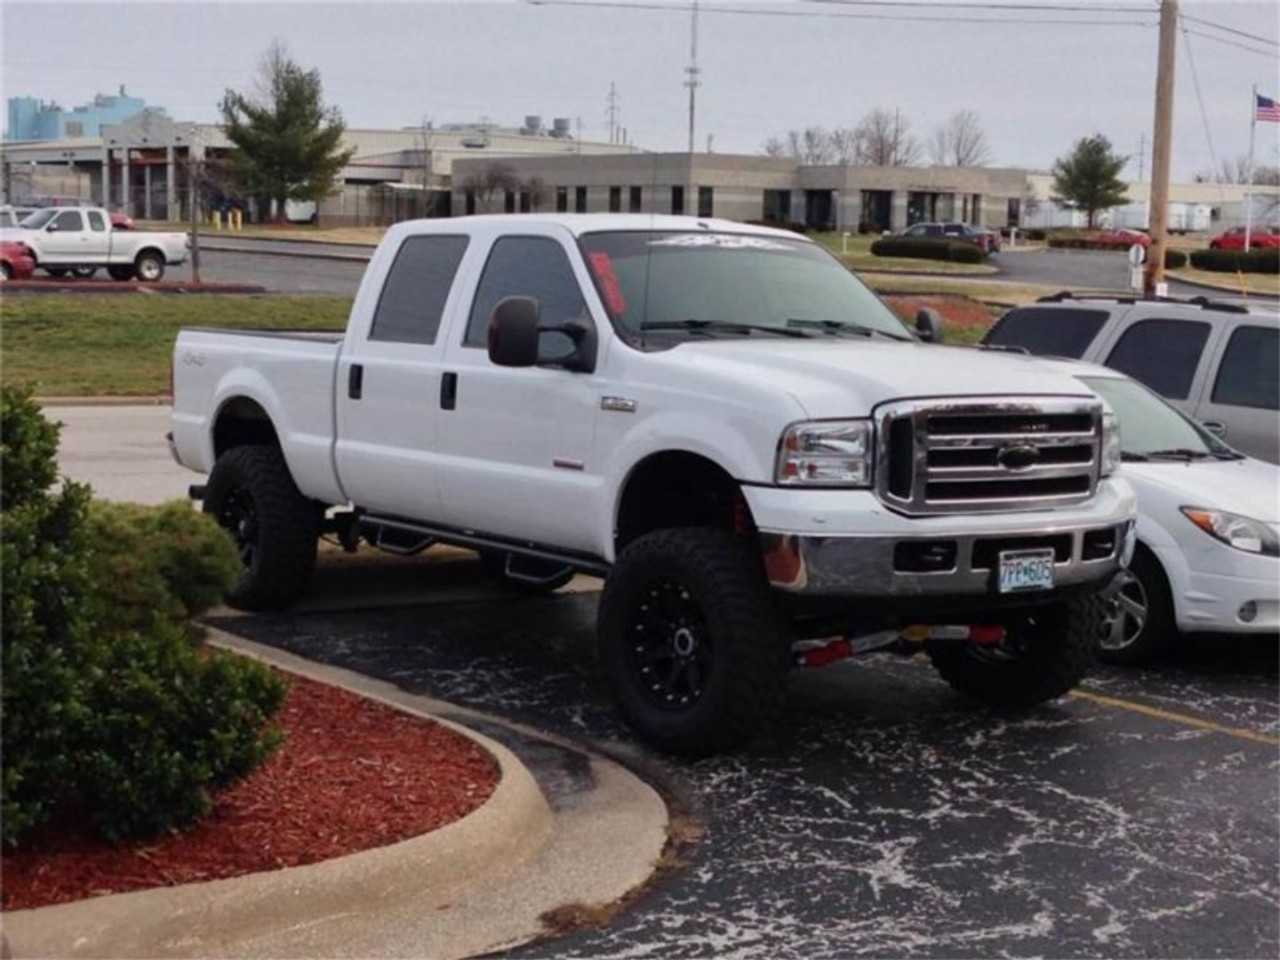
[2,295,352,396]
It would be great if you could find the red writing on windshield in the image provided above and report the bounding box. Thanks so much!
[588,250,628,317]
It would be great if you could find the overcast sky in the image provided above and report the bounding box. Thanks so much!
[3,0,1278,179]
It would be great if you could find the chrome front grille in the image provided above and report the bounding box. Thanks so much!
[876,397,1102,516]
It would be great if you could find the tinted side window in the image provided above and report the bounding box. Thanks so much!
[1211,325,1279,411]
[1105,318,1211,400]
[464,237,589,361]
[369,235,469,345]
[87,211,106,232]
[53,211,83,231]
[984,307,1108,359]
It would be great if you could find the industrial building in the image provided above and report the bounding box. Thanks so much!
[6,87,157,142]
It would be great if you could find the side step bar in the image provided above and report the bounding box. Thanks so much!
[361,514,610,578]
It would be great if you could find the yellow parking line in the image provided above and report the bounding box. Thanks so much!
[1070,689,1280,747]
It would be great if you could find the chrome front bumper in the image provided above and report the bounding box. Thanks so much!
[762,519,1136,598]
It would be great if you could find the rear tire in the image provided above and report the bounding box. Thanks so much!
[926,593,1104,708]
[45,267,69,278]
[1095,550,1174,664]
[598,528,793,756]
[0,262,11,281]
[480,550,574,594]
[134,250,165,282]
[72,266,97,279]
[108,265,135,282]
[202,444,320,611]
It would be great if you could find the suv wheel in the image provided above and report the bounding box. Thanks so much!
[926,593,1105,707]
[598,528,792,756]
[135,251,165,282]
[202,444,320,610]
[1096,551,1174,664]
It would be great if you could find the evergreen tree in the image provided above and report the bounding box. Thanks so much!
[220,42,355,223]
[1051,135,1129,228]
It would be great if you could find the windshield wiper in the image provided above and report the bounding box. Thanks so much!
[1143,448,1215,461]
[640,319,813,339]
[1120,452,1150,462]
[786,318,911,341]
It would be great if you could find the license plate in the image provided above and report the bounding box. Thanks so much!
[997,548,1055,594]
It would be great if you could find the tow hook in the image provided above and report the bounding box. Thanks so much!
[903,624,1007,646]
[795,624,1008,669]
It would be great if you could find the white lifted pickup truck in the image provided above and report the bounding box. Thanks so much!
[171,214,1136,754]
[1,206,188,281]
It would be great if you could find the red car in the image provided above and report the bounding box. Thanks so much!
[1208,226,1280,250]
[1,241,36,281]
[1093,227,1150,249]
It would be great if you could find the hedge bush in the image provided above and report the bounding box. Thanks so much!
[869,237,985,264]
[1188,247,1280,274]
[1164,249,1188,270]
[0,385,286,846]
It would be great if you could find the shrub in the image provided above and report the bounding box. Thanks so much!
[857,220,883,235]
[870,237,985,264]
[1024,229,1048,241]
[1164,249,1188,270]
[0,386,286,846]
[1188,247,1280,274]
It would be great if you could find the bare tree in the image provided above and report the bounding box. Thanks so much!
[928,110,992,167]
[854,109,920,166]
[762,136,788,158]
[830,127,862,166]
[461,162,519,212]
[761,127,859,165]
[524,176,548,212]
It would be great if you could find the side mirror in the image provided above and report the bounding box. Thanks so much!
[487,296,598,373]
[915,307,945,343]
[488,296,541,368]
[46,222,59,232]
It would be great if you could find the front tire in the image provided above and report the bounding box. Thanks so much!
[1096,550,1174,664]
[108,265,135,281]
[926,593,1104,708]
[45,267,69,278]
[598,528,793,756]
[0,262,11,281]
[72,266,98,279]
[202,444,320,610]
[134,251,165,282]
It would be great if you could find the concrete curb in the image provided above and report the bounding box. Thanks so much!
[38,395,170,406]
[1166,272,1280,298]
[199,243,372,263]
[1,630,556,960]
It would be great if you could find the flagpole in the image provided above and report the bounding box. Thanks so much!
[1245,84,1256,253]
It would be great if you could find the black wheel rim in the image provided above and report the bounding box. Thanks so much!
[218,487,259,569]
[627,578,713,710]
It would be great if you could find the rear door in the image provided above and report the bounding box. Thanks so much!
[333,232,471,520]
[1193,321,1279,462]
[82,210,112,261]
[433,226,605,553]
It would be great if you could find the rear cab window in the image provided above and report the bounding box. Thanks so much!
[983,307,1109,359]
[1105,318,1211,401]
[368,235,469,345]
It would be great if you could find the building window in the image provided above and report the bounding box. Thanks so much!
[575,186,588,212]
[762,189,792,223]
[465,190,476,216]
[609,186,622,213]
[519,191,531,213]
[556,186,568,212]
[1007,198,1021,228]
[629,186,642,212]
[697,186,714,218]
[671,185,685,215]
[504,190,516,214]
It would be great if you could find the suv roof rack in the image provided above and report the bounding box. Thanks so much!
[1034,291,1249,314]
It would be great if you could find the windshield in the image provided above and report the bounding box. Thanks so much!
[578,230,912,342]
[1080,375,1234,459]
[19,209,56,229]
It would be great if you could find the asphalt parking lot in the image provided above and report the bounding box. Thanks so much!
[215,563,1279,960]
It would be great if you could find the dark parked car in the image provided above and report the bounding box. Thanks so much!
[898,221,998,254]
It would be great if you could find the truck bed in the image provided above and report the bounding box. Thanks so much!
[180,327,346,343]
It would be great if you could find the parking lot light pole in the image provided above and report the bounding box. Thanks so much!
[1144,0,1178,299]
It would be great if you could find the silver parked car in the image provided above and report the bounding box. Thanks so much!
[982,295,1279,463]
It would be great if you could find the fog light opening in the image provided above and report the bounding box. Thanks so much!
[1238,601,1258,624]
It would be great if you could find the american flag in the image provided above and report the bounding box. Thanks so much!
[1257,94,1280,123]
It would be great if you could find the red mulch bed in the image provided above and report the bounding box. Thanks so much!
[1,674,498,911]
[883,293,998,330]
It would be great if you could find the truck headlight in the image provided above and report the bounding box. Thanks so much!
[776,420,873,487]
[1181,507,1279,557]
[1100,411,1121,478]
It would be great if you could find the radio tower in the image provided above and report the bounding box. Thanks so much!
[684,0,700,153]
[606,82,621,144]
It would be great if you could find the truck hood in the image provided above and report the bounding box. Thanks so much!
[1125,457,1280,523]
[667,339,1094,417]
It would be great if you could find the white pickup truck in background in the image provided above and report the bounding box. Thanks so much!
[171,214,1136,754]
[0,206,188,281]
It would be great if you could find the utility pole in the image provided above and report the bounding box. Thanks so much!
[606,82,620,145]
[684,0,700,154]
[1144,0,1177,299]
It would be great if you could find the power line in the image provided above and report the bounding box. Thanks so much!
[526,0,1157,26]
[1178,22,1229,205]
[806,0,1151,12]
[1179,28,1278,60]
[1179,12,1279,49]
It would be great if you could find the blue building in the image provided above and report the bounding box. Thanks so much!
[5,86,159,141]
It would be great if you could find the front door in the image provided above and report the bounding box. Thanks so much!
[435,230,603,554]
[40,209,88,264]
